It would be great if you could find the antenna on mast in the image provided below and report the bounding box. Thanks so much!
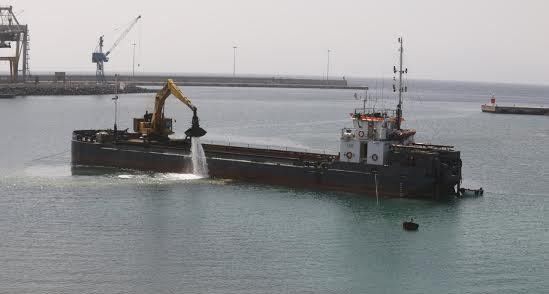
[393,37,408,130]
[354,89,369,113]
[112,74,119,141]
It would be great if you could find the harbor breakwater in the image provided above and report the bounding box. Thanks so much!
[0,74,367,97]
[0,83,156,97]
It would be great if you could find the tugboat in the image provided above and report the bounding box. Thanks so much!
[71,38,463,200]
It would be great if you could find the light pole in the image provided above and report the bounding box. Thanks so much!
[131,42,136,81]
[233,46,237,77]
[113,74,119,140]
[326,49,331,81]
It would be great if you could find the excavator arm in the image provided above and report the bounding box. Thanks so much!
[136,79,206,139]
[151,79,196,129]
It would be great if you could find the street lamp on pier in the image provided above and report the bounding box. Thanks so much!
[326,49,331,81]
[233,46,238,77]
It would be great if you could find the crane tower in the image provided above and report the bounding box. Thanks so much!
[92,15,141,83]
[0,6,29,82]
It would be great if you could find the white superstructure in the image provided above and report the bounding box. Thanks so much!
[339,108,415,165]
[339,37,416,166]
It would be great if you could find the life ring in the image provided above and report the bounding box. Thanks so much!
[358,130,365,137]
[345,152,353,159]
[371,154,379,161]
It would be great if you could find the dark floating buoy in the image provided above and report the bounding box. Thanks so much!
[403,218,419,231]
[458,187,484,197]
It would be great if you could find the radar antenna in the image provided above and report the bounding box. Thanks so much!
[393,37,408,130]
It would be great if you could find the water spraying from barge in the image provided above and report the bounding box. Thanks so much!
[191,137,209,177]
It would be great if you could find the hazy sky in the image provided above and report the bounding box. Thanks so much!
[4,0,549,84]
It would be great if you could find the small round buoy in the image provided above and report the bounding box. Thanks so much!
[403,218,419,231]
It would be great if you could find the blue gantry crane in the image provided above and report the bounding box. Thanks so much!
[92,15,141,83]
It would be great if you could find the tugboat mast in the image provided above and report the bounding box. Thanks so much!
[394,37,406,130]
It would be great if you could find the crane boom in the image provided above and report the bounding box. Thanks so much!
[106,15,141,56]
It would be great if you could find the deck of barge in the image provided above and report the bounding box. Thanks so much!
[203,143,337,164]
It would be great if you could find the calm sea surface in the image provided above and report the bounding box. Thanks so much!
[1,80,548,293]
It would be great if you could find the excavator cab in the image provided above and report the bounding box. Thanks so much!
[133,116,174,137]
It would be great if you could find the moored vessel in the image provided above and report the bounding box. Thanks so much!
[72,38,463,200]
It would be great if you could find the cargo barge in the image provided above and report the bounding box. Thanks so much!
[71,38,463,200]
[72,131,461,199]
[481,96,549,115]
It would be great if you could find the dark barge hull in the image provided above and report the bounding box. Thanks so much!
[205,156,457,198]
[71,133,460,200]
[72,138,194,173]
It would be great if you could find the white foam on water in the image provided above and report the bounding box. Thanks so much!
[118,174,134,179]
[191,137,209,177]
[161,173,203,180]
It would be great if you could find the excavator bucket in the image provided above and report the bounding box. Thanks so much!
[185,125,207,138]
[185,109,207,138]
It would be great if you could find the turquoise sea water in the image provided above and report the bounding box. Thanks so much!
[0,80,548,293]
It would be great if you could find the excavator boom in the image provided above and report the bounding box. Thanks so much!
[152,79,196,117]
[136,79,206,139]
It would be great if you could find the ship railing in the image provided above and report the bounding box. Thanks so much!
[391,143,454,152]
[199,139,337,155]
[410,143,454,151]
[72,130,99,143]
[353,107,396,116]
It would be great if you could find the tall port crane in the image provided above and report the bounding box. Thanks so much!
[92,15,141,83]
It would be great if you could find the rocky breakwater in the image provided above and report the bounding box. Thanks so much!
[0,82,156,97]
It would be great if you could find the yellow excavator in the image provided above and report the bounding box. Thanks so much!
[133,79,207,140]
